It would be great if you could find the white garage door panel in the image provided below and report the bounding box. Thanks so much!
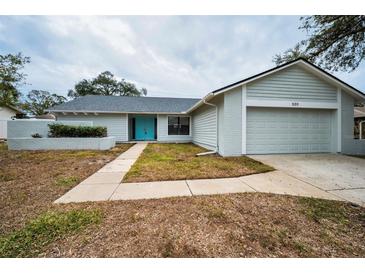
[247,108,332,154]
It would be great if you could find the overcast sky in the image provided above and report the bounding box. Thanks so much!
[1,16,364,99]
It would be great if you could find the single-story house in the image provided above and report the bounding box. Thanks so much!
[354,106,365,139]
[48,58,365,156]
[0,104,23,139]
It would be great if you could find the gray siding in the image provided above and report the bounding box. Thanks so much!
[222,87,242,156]
[57,113,128,142]
[157,114,192,142]
[341,91,365,154]
[192,104,217,150]
[247,65,337,102]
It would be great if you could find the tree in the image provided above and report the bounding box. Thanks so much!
[22,90,67,116]
[273,16,365,71]
[0,53,30,105]
[68,71,147,98]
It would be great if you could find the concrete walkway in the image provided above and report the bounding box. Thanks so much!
[55,143,147,203]
[249,154,365,207]
[56,153,344,203]
[108,171,342,202]
[55,145,358,205]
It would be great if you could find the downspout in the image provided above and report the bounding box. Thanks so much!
[196,98,219,156]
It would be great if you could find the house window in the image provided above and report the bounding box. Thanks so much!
[168,116,190,135]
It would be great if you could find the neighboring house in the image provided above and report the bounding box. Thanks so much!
[354,106,365,139]
[0,104,22,139]
[48,58,365,156]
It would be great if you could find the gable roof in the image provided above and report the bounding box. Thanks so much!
[48,95,200,114]
[0,104,23,113]
[187,58,365,113]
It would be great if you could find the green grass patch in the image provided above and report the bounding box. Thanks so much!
[0,143,7,151]
[123,143,274,183]
[0,170,15,182]
[293,240,313,256]
[55,176,79,187]
[299,197,349,224]
[0,209,102,257]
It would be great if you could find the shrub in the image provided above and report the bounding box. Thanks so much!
[48,124,107,138]
[31,133,42,138]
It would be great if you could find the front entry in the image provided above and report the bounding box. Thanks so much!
[134,116,156,140]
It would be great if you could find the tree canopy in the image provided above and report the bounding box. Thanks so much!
[22,90,67,116]
[273,16,365,72]
[68,71,147,98]
[0,53,30,106]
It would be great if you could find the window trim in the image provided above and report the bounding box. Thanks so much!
[167,115,192,136]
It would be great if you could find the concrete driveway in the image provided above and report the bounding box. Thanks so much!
[250,154,365,206]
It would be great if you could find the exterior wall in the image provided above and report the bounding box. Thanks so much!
[247,65,337,103]
[192,103,217,150]
[57,113,128,142]
[7,120,92,139]
[215,95,225,155]
[0,106,17,120]
[8,137,116,150]
[341,91,365,154]
[0,106,17,139]
[222,87,242,156]
[157,114,192,142]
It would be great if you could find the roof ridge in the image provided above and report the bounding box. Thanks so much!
[81,95,200,100]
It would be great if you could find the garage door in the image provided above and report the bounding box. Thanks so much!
[247,107,333,154]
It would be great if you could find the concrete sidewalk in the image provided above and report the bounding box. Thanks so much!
[109,171,342,202]
[55,144,355,205]
[55,143,147,203]
[56,166,345,204]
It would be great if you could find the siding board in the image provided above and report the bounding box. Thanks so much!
[192,104,217,150]
[247,65,337,102]
[222,87,242,156]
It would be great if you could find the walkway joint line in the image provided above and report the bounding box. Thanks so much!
[185,180,194,196]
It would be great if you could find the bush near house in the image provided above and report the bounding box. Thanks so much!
[48,124,107,138]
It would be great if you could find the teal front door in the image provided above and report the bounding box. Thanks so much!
[135,116,155,140]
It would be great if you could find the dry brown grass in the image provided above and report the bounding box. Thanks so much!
[1,142,364,258]
[0,143,133,234]
[42,194,365,258]
[123,143,274,183]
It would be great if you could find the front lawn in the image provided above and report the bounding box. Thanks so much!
[0,142,133,235]
[44,194,365,257]
[123,143,274,183]
[1,142,364,258]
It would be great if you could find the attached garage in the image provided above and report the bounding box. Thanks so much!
[246,107,334,154]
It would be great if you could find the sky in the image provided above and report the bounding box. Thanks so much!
[1,16,364,99]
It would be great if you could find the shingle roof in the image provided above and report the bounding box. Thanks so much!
[355,107,365,118]
[48,95,200,114]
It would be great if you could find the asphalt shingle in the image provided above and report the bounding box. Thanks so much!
[48,95,200,113]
